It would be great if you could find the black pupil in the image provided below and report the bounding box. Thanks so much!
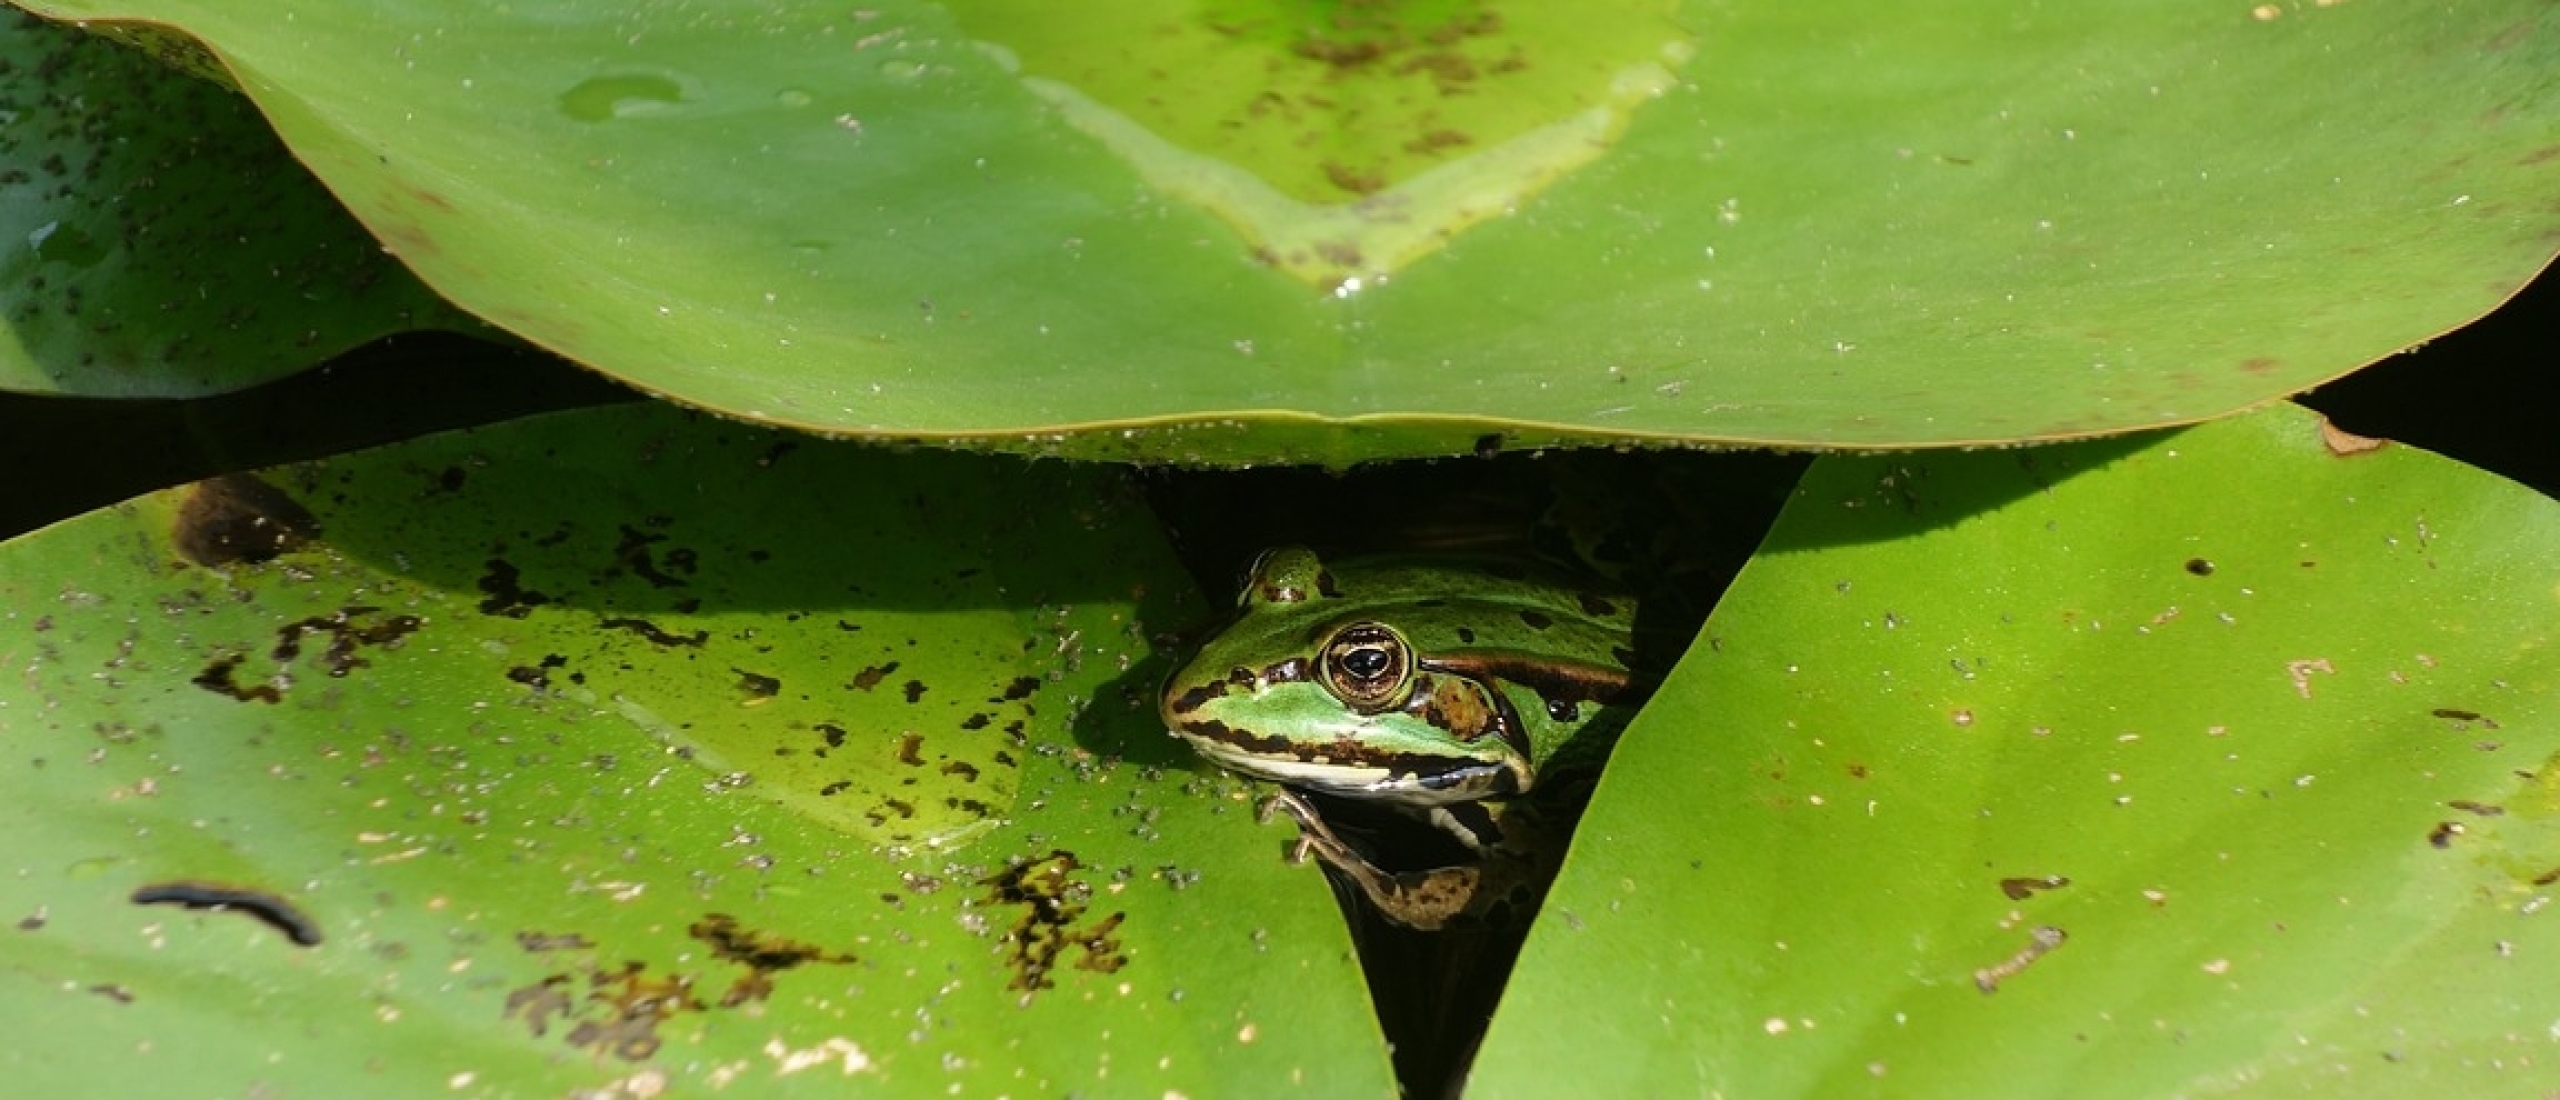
[1342,646,1392,680]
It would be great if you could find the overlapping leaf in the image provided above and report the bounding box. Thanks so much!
[15,1,2558,460]
[0,13,470,396]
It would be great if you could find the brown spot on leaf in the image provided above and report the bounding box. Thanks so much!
[981,850,1128,992]
[516,931,596,953]
[1999,875,2071,901]
[850,662,899,691]
[688,913,854,1007]
[2317,419,2387,456]
[174,474,317,567]
[505,914,850,1060]
[896,733,927,767]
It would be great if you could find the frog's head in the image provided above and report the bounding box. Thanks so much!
[1160,548,1535,805]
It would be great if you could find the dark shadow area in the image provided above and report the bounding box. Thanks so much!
[1140,449,1801,1098]
[0,332,636,540]
[2297,264,2560,500]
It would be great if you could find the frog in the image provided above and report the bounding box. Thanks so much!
[1160,546,1654,929]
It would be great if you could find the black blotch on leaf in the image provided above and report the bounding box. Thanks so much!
[191,653,280,704]
[612,524,690,589]
[130,880,322,946]
[174,474,318,567]
[600,617,707,648]
[271,606,422,677]
[733,669,781,699]
[476,558,551,618]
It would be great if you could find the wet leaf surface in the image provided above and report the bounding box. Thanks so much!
[1479,402,2560,1097]
[0,12,469,397]
[12,2,2557,458]
[0,404,1389,1097]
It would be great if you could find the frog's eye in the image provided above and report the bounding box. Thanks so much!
[1319,621,1413,714]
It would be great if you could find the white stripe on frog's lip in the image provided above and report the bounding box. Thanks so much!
[1175,737,1529,805]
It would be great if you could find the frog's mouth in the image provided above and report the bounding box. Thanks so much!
[1170,717,1532,805]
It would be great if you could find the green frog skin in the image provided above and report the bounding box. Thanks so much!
[1161,547,1652,927]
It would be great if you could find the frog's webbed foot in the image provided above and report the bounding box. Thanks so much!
[1263,789,1485,931]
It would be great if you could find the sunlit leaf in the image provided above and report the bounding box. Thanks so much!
[13,2,2556,459]
[1480,403,2560,1097]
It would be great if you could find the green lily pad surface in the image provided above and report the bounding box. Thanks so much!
[0,12,470,397]
[14,2,2557,460]
[1479,402,2560,1097]
[0,404,1390,1097]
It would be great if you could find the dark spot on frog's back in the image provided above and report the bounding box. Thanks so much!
[1518,609,1553,631]
[1456,626,1476,644]
[1314,568,1342,599]
[1577,593,1619,618]
[174,473,318,567]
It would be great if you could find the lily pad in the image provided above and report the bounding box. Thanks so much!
[0,404,1390,1097]
[1477,402,2560,1096]
[14,2,2557,460]
[0,12,472,397]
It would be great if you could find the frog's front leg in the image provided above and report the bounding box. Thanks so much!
[1262,789,1488,931]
